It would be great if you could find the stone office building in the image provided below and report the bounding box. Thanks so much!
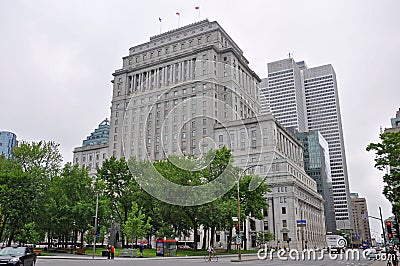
[107,19,326,250]
[73,118,110,177]
[109,19,260,161]
[215,114,326,250]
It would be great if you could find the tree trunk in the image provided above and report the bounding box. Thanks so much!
[47,230,51,248]
[193,222,198,251]
[80,230,84,248]
[7,229,15,247]
[227,227,232,252]
[0,214,8,242]
[243,222,247,250]
[210,227,215,247]
[201,228,207,250]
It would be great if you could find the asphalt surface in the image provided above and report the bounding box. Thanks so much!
[35,251,388,266]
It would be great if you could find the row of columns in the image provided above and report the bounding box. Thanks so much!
[128,59,197,93]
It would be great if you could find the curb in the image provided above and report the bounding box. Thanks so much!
[37,253,259,261]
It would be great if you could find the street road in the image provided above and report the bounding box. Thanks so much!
[36,254,379,266]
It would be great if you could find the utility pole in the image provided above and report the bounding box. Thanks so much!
[368,207,386,247]
[92,192,99,259]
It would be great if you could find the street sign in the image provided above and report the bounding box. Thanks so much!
[95,233,100,238]
[232,217,238,222]
[236,235,241,244]
[297,220,306,227]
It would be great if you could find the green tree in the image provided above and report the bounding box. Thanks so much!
[9,141,63,245]
[44,163,94,247]
[96,156,141,246]
[14,222,43,245]
[366,131,400,213]
[122,202,151,247]
[256,231,275,247]
[0,157,36,245]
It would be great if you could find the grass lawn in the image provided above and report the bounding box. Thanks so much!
[35,247,258,258]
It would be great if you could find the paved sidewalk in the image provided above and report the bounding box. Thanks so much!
[371,260,386,266]
[38,252,259,261]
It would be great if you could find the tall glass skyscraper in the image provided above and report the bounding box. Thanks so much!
[261,58,352,230]
[295,131,336,233]
[0,131,17,159]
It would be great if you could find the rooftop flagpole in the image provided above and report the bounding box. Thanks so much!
[176,12,180,28]
[159,17,162,34]
[195,6,200,21]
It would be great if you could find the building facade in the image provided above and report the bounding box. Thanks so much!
[385,108,400,133]
[107,20,327,250]
[350,193,372,246]
[214,114,326,250]
[260,58,352,230]
[261,58,307,132]
[109,19,260,161]
[0,131,17,159]
[73,118,110,176]
[295,131,336,233]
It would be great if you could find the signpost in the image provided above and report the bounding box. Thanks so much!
[296,220,306,227]
[297,220,306,250]
[236,235,242,245]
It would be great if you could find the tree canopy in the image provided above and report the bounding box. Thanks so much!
[366,131,400,216]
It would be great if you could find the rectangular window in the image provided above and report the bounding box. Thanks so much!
[252,140,256,148]
[282,207,286,214]
[282,220,287,227]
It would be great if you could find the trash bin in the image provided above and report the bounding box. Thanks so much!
[102,251,109,257]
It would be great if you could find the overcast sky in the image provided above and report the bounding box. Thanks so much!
[1,0,399,237]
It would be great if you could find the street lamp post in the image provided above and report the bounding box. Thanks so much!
[368,207,386,247]
[92,192,99,259]
[237,176,242,261]
[236,165,259,261]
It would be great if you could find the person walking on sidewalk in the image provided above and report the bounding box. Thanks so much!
[111,246,115,259]
[107,245,111,259]
[139,244,144,257]
[388,246,398,266]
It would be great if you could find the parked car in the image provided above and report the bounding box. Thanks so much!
[0,246,37,266]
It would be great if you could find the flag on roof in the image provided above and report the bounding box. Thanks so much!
[159,17,162,22]
[195,6,200,10]
[176,12,180,15]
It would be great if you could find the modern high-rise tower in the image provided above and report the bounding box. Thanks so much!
[263,58,307,132]
[0,131,17,159]
[261,58,352,230]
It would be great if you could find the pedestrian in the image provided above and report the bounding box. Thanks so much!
[139,244,144,257]
[107,245,111,259]
[389,246,398,266]
[111,245,115,259]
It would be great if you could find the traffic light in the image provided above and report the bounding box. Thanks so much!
[386,221,393,239]
[235,224,239,233]
[96,218,101,235]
